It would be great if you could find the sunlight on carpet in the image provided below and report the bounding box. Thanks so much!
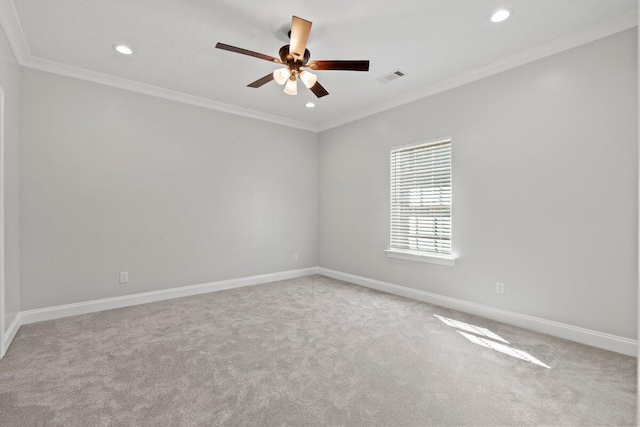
[434,314,550,369]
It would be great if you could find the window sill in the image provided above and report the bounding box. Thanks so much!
[385,249,456,266]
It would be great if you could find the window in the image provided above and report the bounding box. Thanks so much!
[386,137,454,266]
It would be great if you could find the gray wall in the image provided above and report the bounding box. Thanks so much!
[318,29,638,339]
[0,25,20,333]
[19,68,318,310]
[12,27,640,342]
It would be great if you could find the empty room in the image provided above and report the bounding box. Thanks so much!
[0,0,638,425]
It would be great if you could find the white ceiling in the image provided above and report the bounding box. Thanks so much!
[2,0,638,131]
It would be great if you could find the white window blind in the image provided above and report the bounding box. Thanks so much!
[390,137,452,256]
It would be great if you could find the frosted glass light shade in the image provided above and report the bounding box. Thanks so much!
[284,77,298,95]
[299,70,317,89]
[273,68,291,85]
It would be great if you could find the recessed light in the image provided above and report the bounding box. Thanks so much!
[490,9,511,23]
[113,44,133,55]
[305,102,316,108]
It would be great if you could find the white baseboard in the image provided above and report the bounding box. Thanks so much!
[317,267,638,357]
[7,266,637,358]
[2,312,21,357]
[20,267,319,326]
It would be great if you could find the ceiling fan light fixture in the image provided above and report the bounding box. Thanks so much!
[273,67,291,85]
[215,15,370,99]
[299,70,317,89]
[490,9,511,23]
[284,77,298,95]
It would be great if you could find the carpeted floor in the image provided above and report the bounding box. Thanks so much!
[0,275,636,426]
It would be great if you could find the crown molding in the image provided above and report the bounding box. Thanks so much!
[22,55,318,132]
[0,0,317,132]
[317,10,639,132]
[0,0,636,134]
[0,0,29,64]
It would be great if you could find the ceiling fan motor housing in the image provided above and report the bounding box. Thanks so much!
[279,45,311,69]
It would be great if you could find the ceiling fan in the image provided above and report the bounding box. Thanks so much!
[216,16,370,98]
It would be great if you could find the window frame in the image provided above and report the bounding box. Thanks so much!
[385,136,456,266]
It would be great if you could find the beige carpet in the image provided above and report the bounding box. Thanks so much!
[0,275,636,426]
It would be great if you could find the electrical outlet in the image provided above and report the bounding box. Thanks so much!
[120,272,129,283]
[496,282,504,295]
[293,253,299,261]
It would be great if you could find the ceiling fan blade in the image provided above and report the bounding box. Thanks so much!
[247,73,275,88]
[215,42,281,63]
[308,60,370,71]
[289,16,312,62]
[309,81,329,98]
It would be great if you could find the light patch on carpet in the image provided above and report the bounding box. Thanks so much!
[434,314,510,344]
[458,330,551,369]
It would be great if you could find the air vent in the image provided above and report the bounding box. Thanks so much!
[376,69,407,84]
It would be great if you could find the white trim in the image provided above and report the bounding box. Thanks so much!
[0,1,636,133]
[21,56,318,133]
[0,0,29,64]
[317,267,638,356]
[385,249,456,266]
[0,86,4,358]
[388,137,453,266]
[4,266,638,358]
[636,3,639,420]
[2,311,20,356]
[317,11,639,132]
[391,135,452,151]
[20,267,319,325]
